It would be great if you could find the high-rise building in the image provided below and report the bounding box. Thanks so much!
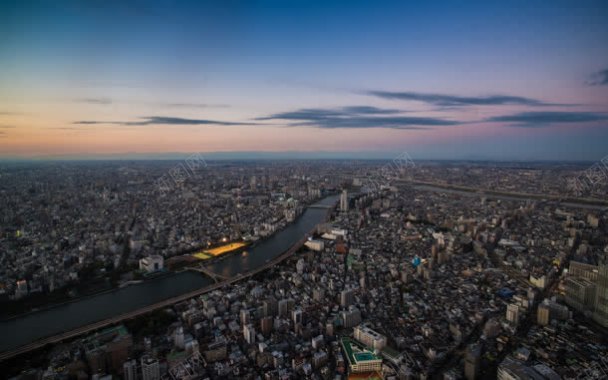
[353,324,387,351]
[262,297,278,317]
[341,288,355,308]
[341,306,362,328]
[260,316,273,335]
[565,277,596,312]
[340,189,349,212]
[292,308,303,325]
[569,261,599,282]
[123,359,137,380]
[174,326,185,349]
[244,324,256,344]
[537,303,550,326]
[464,344,481,380]
[240,309,250,325]
[278,299,289,317]
[141,356,160,380]
[506,304,520,324]
[593,263,608,328]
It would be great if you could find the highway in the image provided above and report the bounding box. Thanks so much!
[402,180,608,209]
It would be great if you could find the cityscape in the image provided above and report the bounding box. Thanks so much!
[1,1,608,380]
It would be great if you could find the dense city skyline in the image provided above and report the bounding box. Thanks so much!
[1,0,608,160]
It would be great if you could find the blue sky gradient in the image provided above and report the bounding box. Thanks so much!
[1,0,607,160]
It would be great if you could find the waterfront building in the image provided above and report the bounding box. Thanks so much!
[139,255,164,273]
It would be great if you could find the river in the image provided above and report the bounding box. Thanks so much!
[0,194,339,353]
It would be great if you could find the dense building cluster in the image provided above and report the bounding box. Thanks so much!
[1,161,607,379]
[0,162,346,303]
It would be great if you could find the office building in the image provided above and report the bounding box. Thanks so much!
[341,288,355,308]
[123,359,137,380]
[593,263,608,328]
[244,324,256,344]
[141,356,160,380]
[341,306,362,328]
[565,277,596,312]
[340,189,349,212]
[537,303,550,326]
[569,261,599,282]
[506,304,520,324]
[353,324,387,351]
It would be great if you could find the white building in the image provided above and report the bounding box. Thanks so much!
[139,255,164,273]
[506,304,520,324]
[305,239,325,251]
[244,324,256,344]
[354,324,387,351]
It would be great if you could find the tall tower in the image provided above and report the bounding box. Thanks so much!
[340,189,349,212]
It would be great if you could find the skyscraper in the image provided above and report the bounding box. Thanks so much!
[141,356,160,380]
[340,189,349,212]
[506,304,520,324]
[464,344,481,380]
[123,359,137,380]
[244,324,256,344]
[340,288,355,308]
[593,263,608,328]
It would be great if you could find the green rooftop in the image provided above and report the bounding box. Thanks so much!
[341,337,381,365]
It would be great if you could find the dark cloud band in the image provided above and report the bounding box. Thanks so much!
[486,111,608,127]
[586,69,608,86]
[257,106,457,129]
[74,116,254,126]
[364,90,555,107]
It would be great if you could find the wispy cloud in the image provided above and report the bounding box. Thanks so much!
[73,116,255,126]
[257,106,457,129]
[486,111,608,127]
[75,97,113,105]
[364,90,557,107]
[163,103,230,108]
[586,68,608,86]
[0,125,16,129]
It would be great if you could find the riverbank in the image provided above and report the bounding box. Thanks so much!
[0,195,339,358]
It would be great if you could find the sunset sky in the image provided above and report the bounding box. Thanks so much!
[1,0,607,160]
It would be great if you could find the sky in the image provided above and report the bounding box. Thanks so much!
[1,0,607,161]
